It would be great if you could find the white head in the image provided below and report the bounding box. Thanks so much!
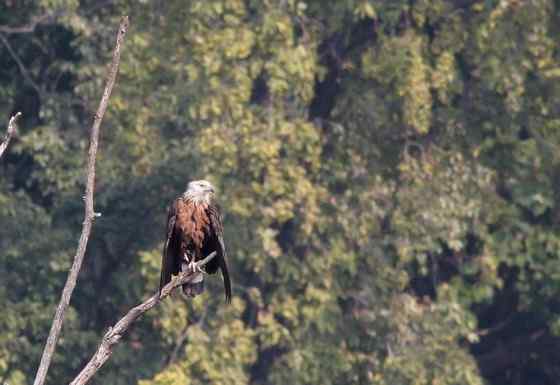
[183,179,215,203]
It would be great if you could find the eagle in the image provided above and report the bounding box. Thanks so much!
[159,180,231,303]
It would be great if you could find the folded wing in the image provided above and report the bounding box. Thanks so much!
[159,199,180,293]
[207,202,232,303]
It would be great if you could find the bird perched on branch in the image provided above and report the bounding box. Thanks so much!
[159,180,231,303]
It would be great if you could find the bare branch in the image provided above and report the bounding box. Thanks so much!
[0,33,43,97]
[32,16,129,385]
[0,112,22,160]
[69,252,217,385]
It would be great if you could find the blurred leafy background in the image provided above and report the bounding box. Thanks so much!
[1,1,560,384]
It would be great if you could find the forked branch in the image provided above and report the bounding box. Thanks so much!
[0,111,21,160]
[69,252,217,385]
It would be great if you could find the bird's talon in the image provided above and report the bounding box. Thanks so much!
[187,260,205,273]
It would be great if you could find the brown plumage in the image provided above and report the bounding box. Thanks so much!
[159,180,231,303]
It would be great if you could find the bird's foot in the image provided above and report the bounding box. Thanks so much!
[188,260,205,274]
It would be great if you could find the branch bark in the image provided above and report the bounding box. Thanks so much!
[32,16,129,385]
[69,252,217,385]
[0,111,21,160]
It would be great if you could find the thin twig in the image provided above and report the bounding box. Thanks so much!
[32,16,129,385]
[0,33,43,97]
[69,252,217,385]
[0,112,21,160]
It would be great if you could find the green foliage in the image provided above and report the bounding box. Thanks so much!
[2,1,560,385]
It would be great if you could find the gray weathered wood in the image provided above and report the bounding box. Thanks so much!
[32,16,129,385]
[0,112,21,160]
[68,252,217,385]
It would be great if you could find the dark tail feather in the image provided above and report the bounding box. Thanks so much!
[219,255,232,303]
[159,265,168,296]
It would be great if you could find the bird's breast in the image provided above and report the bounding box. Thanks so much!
[176,199,210,250]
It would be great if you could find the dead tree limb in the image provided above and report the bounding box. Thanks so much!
[0,111,21,160]
[69,252,217,385]
[32,16,129,385]
[0,33,43,97]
